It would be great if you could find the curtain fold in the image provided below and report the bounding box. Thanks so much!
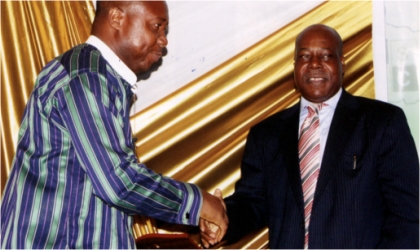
[130,1,373,247]
[131,1,373,193]
[2,0,373,249]
[1,0,95,193]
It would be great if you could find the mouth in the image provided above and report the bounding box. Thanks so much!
[151,51,162,62]
[306,75,328,83]
[309,77,325,81]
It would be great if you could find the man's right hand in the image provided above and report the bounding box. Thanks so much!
[199,189,228,247]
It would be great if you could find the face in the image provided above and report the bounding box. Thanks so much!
[293,25,345,103]
[115,1,169,74]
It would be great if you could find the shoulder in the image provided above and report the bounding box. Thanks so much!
[352,95,406,120]
[339,92,409,131]
[339,90,405,119]
[56,43,108,78]
[355,95,398,109]
[251,103,299,133]
[33,44,112,110]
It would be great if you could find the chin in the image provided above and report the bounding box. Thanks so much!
[135,65,150,74]
[306,93,326,102]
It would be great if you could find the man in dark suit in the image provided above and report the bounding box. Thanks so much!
[200,24,419,249]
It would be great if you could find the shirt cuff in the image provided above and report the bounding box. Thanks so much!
[177,182,202,226]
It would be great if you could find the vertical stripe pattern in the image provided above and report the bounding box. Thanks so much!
[298,103,326,249]
[1,44,202,249]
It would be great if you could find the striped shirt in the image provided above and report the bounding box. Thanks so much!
[1,43,202,249]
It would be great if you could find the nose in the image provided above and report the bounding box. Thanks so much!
[309,56,321,68]
[157,31,168,48]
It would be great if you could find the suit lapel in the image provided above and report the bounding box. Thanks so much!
[313,90,360,202]
[279,104,305,212]
[276,90,360,215]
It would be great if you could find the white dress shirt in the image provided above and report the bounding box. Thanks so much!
[86,35,137,91]
[299,88,342,165]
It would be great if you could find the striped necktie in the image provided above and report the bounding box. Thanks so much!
[299,103,326,249]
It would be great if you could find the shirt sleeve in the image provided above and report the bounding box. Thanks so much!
[52,71,202,226]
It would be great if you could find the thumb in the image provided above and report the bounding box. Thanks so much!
[214,188,223,199]
[214,188,226,212]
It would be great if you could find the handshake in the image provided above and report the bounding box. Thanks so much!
[199,189,228,248]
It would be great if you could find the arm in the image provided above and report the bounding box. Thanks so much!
[376,107,419,248]
[200,127,268,248]
[223,127,268,243]
[55,71,202,225]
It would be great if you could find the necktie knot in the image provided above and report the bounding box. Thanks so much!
[306,103,327,117]
[306,105,317,117]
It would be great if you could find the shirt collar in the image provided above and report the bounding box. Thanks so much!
[300,87,342,112]
[86,35,137,87]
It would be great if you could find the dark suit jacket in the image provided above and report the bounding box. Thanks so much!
[224,89,419,249]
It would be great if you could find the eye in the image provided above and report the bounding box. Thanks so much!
[150,22,163,32]
[299,54,310,60]
[322,54,331,60]
[152,23,168,35]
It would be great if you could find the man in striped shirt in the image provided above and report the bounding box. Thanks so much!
[1,1,227,248]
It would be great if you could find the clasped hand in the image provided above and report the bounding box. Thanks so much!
[199,189,228,248]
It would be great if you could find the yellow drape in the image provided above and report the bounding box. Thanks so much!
[131,0,373,195]
[130,1,373,248]
[1,0,373,249]
[1,0,95,192]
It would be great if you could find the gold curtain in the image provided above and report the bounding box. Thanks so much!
[130,1,373,248]
[1,0,95,193]
[1,0,373,249]
[131,0,373,193]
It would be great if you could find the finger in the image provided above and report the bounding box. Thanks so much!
[204,220,221,243]
[201,235,215,247]
[200,223,216,248]
[200,235,211,249]
[212,224,221,243]
[206,219,220,234]
[199,219,216,239]
[201,219,222,244]
[200,226,217,246]
[210,190,228,243]
[214,188,227,211]
[216,215,228,242]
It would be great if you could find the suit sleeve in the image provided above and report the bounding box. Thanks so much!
[223,126,268,243]
[376,107,419,248]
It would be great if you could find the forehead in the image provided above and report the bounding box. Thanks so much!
[135,1,169,21]
[296,29,339,51]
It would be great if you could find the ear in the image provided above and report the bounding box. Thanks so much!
[108,7,125,31]
[340,56,346,75]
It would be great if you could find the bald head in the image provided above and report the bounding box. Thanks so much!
[90,1,169,74]
[295,24,343,58]
[92,1,145,34]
